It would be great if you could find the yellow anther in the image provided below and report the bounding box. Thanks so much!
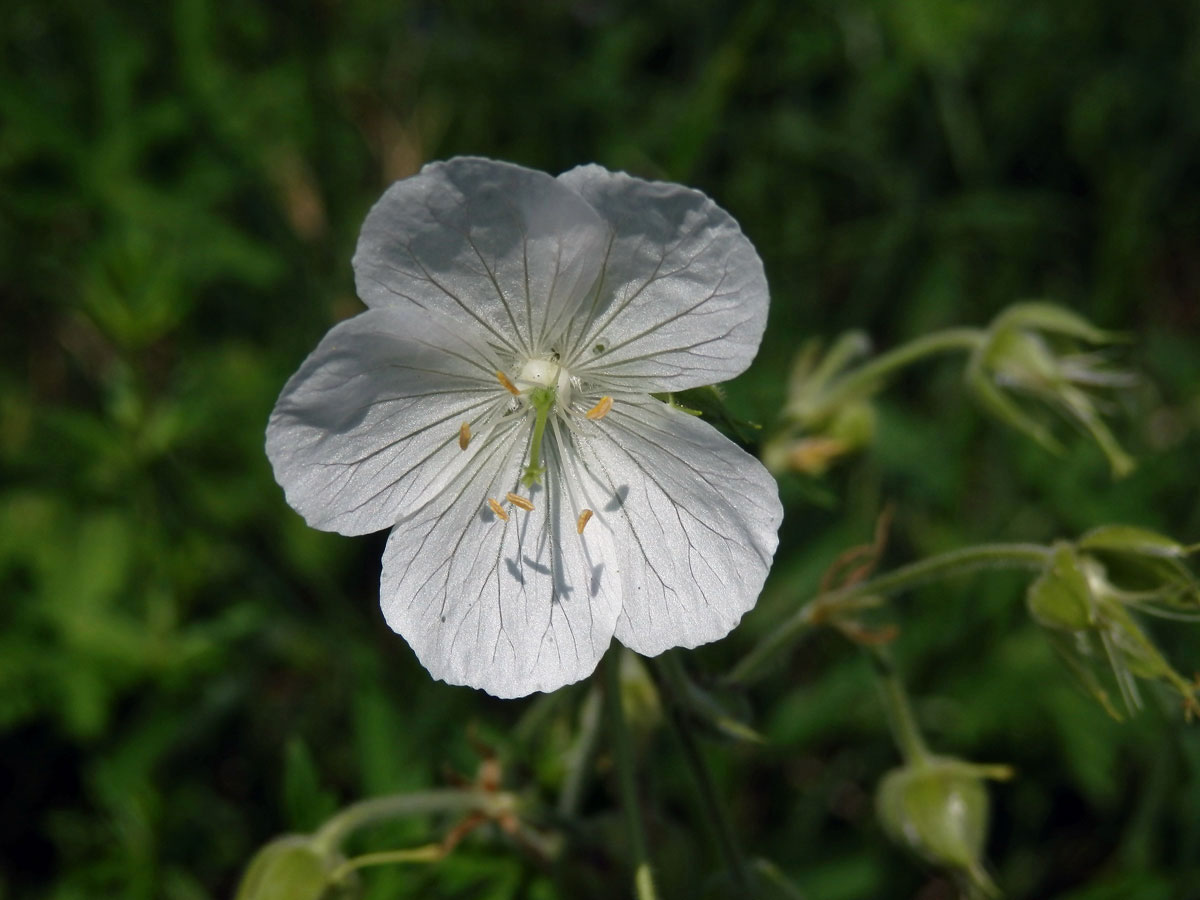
[576,509,593,534]
[585,395,613,421]
[487,498,509,521]
[458,421,471,450]
[506,492,535,512]
[496,371,520,395]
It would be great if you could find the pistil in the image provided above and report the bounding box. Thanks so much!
[522,385,556,488]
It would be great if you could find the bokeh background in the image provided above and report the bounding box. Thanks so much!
[3,1,1199,898]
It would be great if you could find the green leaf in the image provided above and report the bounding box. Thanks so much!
[283,739,340,833]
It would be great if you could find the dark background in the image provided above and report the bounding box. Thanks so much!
[2,1,1198,897]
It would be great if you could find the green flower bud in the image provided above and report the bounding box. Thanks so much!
[876,757,1008,896]
[783,332,874,423]
[765,333,879,475]
[966,302,1135,477]
[1026,533,1200,718]
[235,835,348,900]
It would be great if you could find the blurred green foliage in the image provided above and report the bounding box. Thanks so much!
[2,0,1199,898]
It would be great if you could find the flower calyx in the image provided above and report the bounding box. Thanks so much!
[1026,530,1200,719]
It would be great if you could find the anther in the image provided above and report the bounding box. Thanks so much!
[487,498,509,521]
[585,395,613,421]
[496,371,520,395]
[506,492,535,512]
[576,509,593,534]
[459,421,471,450]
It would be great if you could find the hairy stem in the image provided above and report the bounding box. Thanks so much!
[817,327,985,413]
[311,789,505,857]
[727,542,1052,684]
[870,648,930,764]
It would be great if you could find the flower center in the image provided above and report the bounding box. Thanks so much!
[477,361,612,517]
[518,358,573,408]
[512,358,574,488]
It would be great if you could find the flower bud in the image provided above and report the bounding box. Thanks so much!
[766,333,877,475]
[876,756,1008,896]
[1026,535,1200,718]
[966,302,1135,477]
[235,835,349,900]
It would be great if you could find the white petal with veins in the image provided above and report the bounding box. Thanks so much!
[381,426,623,698]
[267,306,508,536]
[354,157,611,357]
[556,165,769,392]
[579,397,783,655]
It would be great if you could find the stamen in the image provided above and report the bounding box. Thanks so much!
[506,492,535,512]
[459,421,471,450]
[576,509,593,534]
[585,396,613,421]
[487,498,509,521]
[496,371,520,395]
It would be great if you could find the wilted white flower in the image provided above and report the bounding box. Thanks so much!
[267,157,782,698]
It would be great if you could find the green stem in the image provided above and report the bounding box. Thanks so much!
[870,648,929,764]
[328,845,445,882]
[727,542,1052,685]
[815,327,984,414]
[606,654,659,900]
[846,542,1051,597]
[656,654,752,891]
[311,789,507,857]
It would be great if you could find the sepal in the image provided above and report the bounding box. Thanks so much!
[966,303,1135,477]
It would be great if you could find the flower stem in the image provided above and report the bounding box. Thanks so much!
[311,789,507,857]
[818,327,985,411]
[726,542,1052,685]
[328,844,445,882]
[870,648,930,764]
[605,654,659,900]
[656,653,752,891]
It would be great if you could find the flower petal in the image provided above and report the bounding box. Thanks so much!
[556,165,769,391]
[380,428,623,698]
[353,157,611,357]
[266,306,513,536]
[577,398,782,655]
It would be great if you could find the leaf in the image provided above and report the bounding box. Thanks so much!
[283,738,339,833]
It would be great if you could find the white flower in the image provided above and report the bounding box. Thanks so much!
[266,157,782,698]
